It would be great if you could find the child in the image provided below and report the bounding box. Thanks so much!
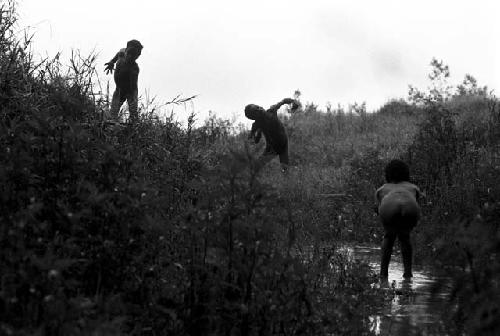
[104,39,143,122]
[245,98,298,171]
[375,159,422,278]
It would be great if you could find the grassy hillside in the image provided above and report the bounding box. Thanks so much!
[2,2,500,335]
[1,4,380,335]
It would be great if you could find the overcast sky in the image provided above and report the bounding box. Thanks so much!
[18,0,500,124]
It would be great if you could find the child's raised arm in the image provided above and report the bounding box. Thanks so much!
[268,98,297,117]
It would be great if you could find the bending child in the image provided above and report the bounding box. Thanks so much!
[375,159,422,279]
[245,98,298,171]
[104,39,143,122]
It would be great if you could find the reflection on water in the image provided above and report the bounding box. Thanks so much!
[341,245,452,336]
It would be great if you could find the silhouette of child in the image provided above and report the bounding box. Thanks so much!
[245,98,298,171]
[104,39,143,122]
[375,159,422,278]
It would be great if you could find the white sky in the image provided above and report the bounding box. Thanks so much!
[17,0,500,124]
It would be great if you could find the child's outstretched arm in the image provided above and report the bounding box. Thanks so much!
[104,49,125,74]
[254,129,262,144]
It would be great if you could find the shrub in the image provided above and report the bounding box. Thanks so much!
[404,66,500,334]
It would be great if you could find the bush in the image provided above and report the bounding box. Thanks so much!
[403,74,500,334]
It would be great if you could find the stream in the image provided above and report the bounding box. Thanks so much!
[342,245,453,335]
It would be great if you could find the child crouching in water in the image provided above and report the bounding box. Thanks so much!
[375,159,422,279]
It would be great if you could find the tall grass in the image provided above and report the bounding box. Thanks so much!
[1,3,381,335]
[277,62,500,334]
[3,1,499,333]
[267,99,421,243]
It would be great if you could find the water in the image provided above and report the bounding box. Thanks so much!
[342,245,453,336]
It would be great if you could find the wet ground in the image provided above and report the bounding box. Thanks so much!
[342,245,453,336]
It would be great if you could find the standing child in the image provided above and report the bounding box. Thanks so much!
[375,159,422,278]
[104,39,143,122]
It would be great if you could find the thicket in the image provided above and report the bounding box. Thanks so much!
[0,2,380,335]
[3,0,499,333]
[278,58,500,335]
[403,60,500,335]
[321,57,500,334]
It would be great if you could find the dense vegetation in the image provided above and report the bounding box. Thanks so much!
[2,1,500,335]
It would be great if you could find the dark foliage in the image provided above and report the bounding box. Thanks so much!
[1,3,381,335]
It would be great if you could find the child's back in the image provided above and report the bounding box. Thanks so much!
[376,182,421,231]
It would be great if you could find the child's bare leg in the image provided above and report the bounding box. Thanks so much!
[110,89,124,121]
[399,232,413,277]
[380,231,396,278]
[127,90,138,122]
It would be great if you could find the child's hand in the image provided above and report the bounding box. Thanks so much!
[290,101,300,111]
[104,62,114,74]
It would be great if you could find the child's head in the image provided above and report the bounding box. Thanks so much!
[245,104,265,120]
[125,39,143,61]
[385,159,410,183]
[126,39,143,51]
